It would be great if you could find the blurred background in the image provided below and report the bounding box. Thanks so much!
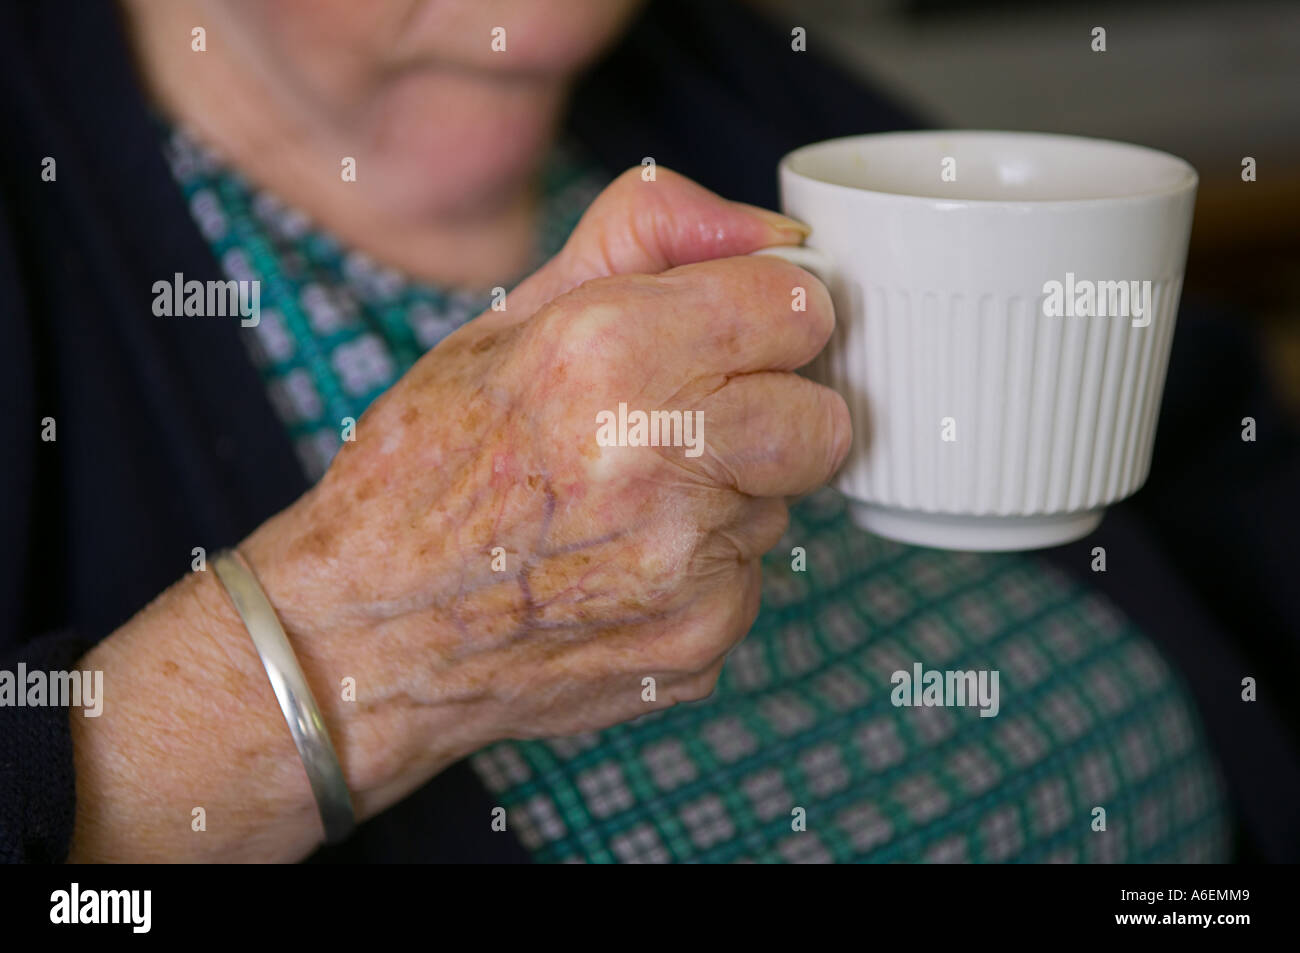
[752,0,1300,418]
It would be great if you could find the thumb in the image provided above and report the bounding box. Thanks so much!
[486,166,810,327]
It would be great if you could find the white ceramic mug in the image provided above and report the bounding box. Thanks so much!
[756,130,1198,551]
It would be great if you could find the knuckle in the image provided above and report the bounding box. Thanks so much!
[677,670,722,703]
[672,634,727,674]
[537,279,634,363]
[645,614,726,675]
[658,593,751,675]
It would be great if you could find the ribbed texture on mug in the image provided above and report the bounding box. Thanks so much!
[822,276,1183,516]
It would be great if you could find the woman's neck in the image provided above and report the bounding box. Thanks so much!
[120,0,569,289]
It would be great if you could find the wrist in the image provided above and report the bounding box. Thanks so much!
[238,502,495,818]
[69,566,324,861]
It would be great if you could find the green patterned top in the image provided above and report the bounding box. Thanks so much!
[164,126,1229,863]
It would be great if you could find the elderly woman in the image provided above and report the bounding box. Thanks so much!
[10,0,1294,864]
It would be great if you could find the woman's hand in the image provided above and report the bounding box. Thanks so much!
[70,169,848,860]
[247,168,850,809]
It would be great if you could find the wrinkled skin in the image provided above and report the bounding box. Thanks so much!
[69,1,847,863]
[242,169,851,805]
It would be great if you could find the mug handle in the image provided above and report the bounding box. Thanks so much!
[749,244,837,288]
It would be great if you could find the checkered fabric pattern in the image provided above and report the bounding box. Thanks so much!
[163,126,599,482]
[165,127,1230,864]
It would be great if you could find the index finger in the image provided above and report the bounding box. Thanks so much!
[649,253,836,378]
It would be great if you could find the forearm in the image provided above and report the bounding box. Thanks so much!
[68,556,330,862]
[65,514,481,863]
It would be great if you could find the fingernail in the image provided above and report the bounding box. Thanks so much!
[738,203,812,240]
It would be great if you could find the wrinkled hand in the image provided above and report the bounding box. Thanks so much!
[244,168,850,809]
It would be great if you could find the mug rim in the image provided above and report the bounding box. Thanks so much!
[778,129,1199,208]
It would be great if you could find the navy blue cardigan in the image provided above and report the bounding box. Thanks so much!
[3,0,1298,863]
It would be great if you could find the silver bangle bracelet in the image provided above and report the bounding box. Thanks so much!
[211,547,356,845]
